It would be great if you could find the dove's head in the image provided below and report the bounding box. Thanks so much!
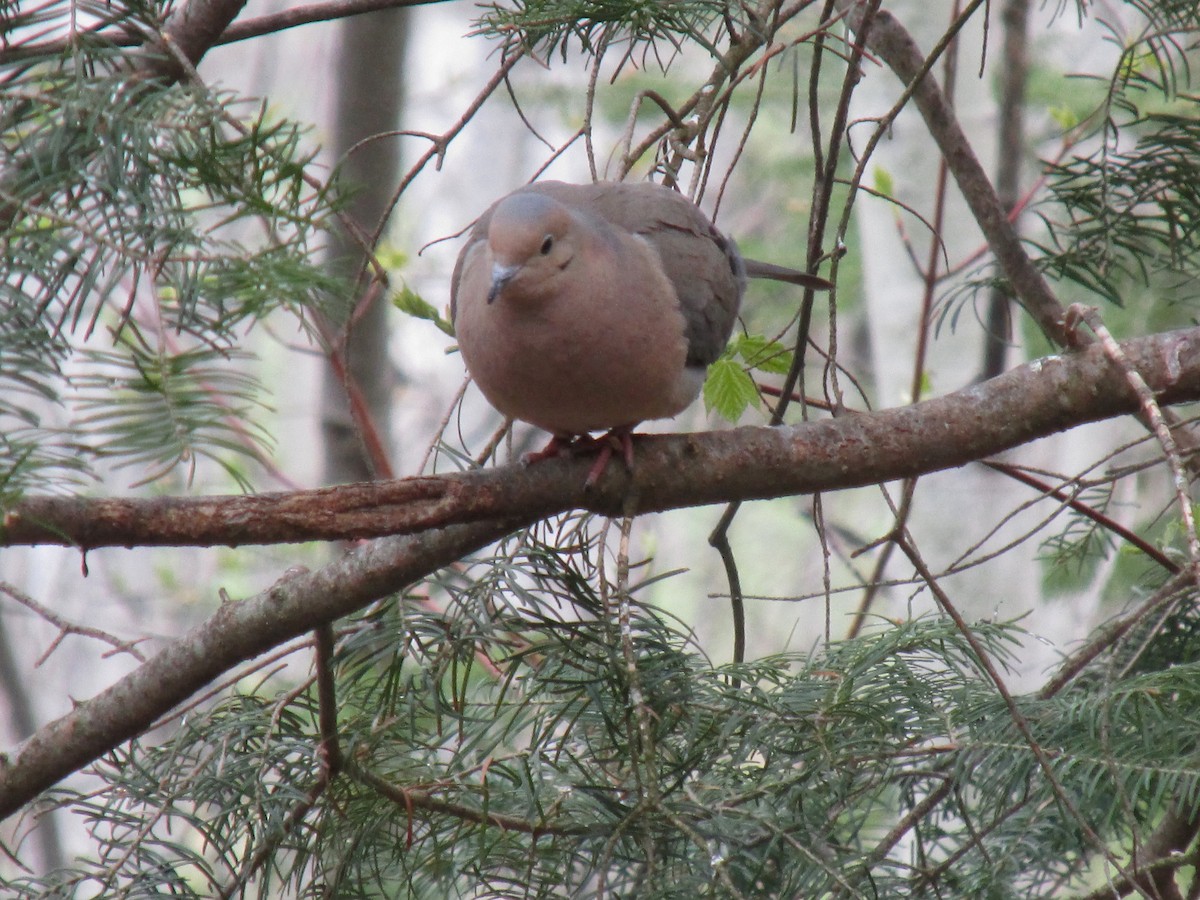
[485,193,579,304]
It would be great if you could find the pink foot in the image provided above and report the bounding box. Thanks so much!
[521,435,574,466]
[520,429,637,488]
[584,442,615,488]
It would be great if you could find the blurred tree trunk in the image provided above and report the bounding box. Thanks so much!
[0,618,62,870]
[980,0,1030,381]
[320,8,410,484]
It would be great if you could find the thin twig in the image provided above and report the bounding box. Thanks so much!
[850,0,961,640]
[314,623,342,773]
[218,772,330,898]
[1067,304,1200,586]
[419,375,472,474]
[894,533,1143,886]
[0,582,147,665]
[352,763,591,836]
[984,460,1179,574]
[372,50,525,252]
[710,520,747,665]
[836,0,1072,347]
[1040,572,1193,700]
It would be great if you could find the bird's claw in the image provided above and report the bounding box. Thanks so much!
[521,430,636,488]
[584,430,635,489]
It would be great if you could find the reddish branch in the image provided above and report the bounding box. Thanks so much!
[982,461,1178,573]
[352,765,597,838]
[6,325,1200,550]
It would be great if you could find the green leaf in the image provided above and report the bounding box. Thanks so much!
[394,285,455,337]
[916,371,933,398]
[1048,104,1079,131]
[703,357,758,421]
[730,333,794,375]
[873,166,894,197]
[375,243,410,271]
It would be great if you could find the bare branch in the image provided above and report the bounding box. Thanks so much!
[7,323,1198,821]
[219,0,443,45]
[6,325,1200,550]
[1078,805,1200,900]
[1068,304,1200,581]
[0,583,148,664]
[0,0,442,65]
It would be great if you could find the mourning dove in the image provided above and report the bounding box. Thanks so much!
[451,180,830,483]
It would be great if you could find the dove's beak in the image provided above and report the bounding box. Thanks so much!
[487,263,520,304]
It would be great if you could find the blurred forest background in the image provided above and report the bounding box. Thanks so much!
[4,0,1200,896]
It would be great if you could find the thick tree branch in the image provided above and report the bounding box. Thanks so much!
[0,0,441,65]
[6,325,1195,820]
[220,0,441,45]
[0,518,524,822]
[6,325,1200,549]
[137,0,249,80]
[1079,804,1200,900]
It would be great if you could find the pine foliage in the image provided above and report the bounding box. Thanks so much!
[1,0,343,498]
[12,525,1200,897]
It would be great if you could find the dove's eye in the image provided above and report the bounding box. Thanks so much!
[540,236,554,255]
